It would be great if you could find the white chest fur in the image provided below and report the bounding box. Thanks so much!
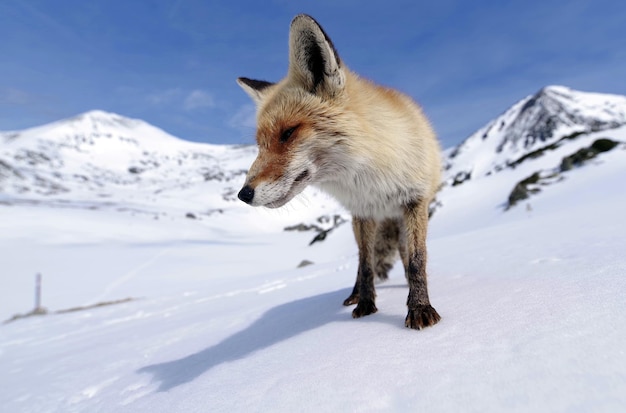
[315,168,423,219]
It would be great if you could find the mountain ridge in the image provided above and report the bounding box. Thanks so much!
[444,85,626,185]
[0,110,255,203]
[2,86,625,225]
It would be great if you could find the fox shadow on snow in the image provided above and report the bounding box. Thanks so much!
[138,287,403,392]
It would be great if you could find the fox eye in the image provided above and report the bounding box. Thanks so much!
[279,126,298,143]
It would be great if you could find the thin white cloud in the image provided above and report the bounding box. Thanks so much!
[0,88,34,105]
[147,88,216,111]
[228,104,256,130]
[184,90,215,110]
[147,88,182,105]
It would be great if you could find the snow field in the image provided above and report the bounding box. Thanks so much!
[2,149,626,412]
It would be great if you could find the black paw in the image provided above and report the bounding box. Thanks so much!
[343,294,359,306]
[405,304,441,330]
[352,299,378,318]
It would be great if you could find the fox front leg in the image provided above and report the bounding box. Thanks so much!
[348,217,378,318]
[403,200,441,329]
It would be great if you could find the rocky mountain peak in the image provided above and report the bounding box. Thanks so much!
[445,86,626,183]
[495,85,625,154]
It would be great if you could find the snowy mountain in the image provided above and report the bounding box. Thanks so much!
[440,86,626,213]
[0,110,254,212]
[3,86,624,221]
[1,89,626,412]
[0,110,346,229]
[445,86,626,184]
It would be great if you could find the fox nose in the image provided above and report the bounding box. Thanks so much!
[238,185,255,204]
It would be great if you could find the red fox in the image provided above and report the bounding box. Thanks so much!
[236,14,442,329]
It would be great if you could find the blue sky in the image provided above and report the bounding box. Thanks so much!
[1,0,625,149]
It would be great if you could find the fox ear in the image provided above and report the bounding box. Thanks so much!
[237,77,275,105]
[288,14,345,98]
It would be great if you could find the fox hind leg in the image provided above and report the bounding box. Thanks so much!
[373,218,400,282]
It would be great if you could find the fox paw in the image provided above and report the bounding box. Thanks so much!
[352,299,378,318]
[405,304,441,330]
[343,294,359,306]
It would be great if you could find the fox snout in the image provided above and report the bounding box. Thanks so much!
[237,185,255,204]
[237,157,312,209]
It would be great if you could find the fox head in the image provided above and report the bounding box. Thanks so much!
[236,14,349,208]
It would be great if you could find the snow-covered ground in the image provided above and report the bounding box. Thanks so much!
[2,137,625,412]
